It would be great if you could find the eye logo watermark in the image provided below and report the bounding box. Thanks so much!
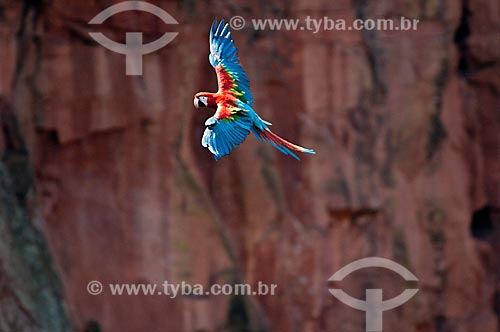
[88,1,178,76]
[328,257,419,332]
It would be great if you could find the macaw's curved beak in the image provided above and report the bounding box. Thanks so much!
[194,97,207,109]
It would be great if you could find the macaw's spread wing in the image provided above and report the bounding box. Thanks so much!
[202,104,253,160]
[203,20,256,160]
[209,19,253,106]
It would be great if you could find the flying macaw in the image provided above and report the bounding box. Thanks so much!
[193,19,315,160]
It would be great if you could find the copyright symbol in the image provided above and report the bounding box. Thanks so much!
[229,16,245,30]
[87,281,103,295]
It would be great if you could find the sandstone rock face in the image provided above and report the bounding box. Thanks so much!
[0,2,70,331]
[0,0,499,331]
[0,97,69,331]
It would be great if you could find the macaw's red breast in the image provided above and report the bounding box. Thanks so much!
[214,65,238,119]
[215,92,238,119]
[214,104,233,119]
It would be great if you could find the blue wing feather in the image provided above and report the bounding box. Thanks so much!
[202,115,252,160]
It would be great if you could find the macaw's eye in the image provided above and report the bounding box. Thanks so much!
[200,96,208,103]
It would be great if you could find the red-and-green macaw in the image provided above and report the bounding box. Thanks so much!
[193,19,315,160]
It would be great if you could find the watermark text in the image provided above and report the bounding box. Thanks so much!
[230,16,419,32]
[87,280,277,298]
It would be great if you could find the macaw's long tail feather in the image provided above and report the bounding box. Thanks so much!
[252,127,315,160]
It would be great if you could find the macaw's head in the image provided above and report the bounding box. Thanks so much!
[194,93,216,109]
